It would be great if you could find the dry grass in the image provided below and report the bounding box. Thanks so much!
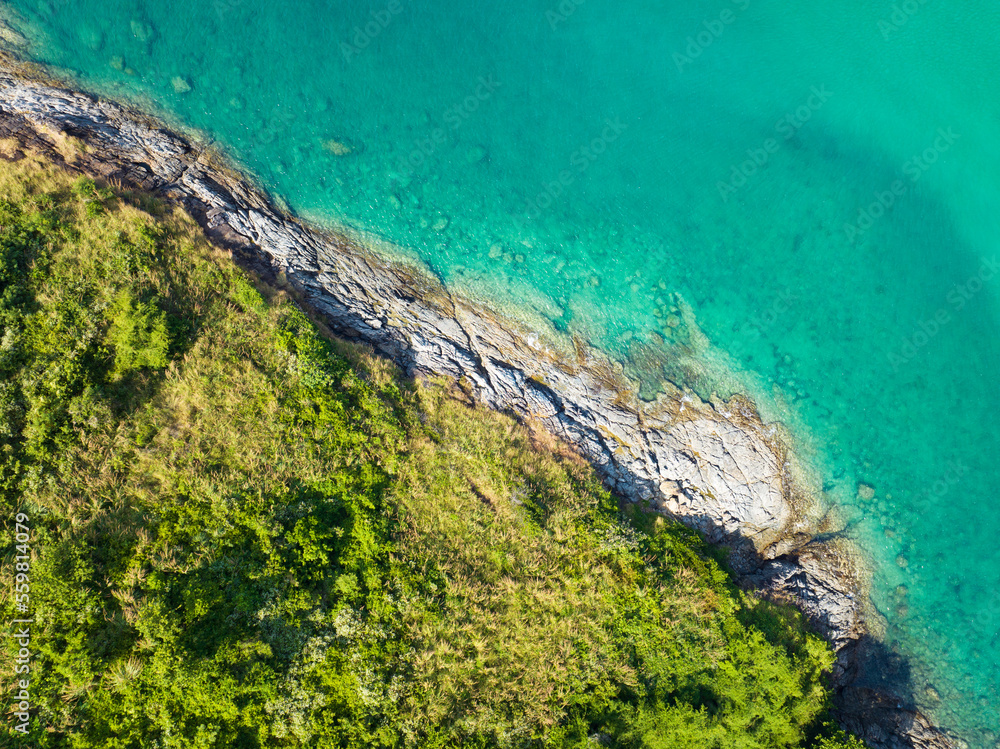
[33,123,87,164]
[391,385,636,735]
[0,136,19,158]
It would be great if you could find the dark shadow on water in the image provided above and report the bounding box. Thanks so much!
[834,634,949,749]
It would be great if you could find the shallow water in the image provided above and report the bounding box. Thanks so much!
[4,0,999,742]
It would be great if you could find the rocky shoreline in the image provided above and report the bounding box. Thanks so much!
[0,53,958,749]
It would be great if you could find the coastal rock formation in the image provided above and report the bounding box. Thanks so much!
[0,57,957,749]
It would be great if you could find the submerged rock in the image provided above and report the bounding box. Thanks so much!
[322,138,351,156]
[171,76,192,94]
[0,21,28,49]
[130,20,154,44]
[78,26,103,52]
[465,144,487,163]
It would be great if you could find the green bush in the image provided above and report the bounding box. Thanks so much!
[106,290,170,374]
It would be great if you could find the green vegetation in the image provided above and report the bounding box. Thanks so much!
[0,153,862,748]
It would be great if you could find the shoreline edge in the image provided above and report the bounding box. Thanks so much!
[0,52,958,749]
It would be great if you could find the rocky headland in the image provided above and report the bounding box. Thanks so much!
[0,52,959,749]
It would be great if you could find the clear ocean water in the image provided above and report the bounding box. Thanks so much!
[4,0,998,742]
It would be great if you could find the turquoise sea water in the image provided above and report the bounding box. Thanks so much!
[3,0,999,742]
